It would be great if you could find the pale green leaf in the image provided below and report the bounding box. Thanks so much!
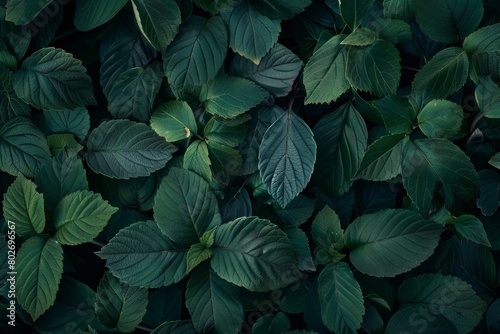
[17,236,63,321]
[98,221,189,287]
[186,244,212,272]
[2,175,45,237]
[259,110,316,208]
[86,119,176,179]
[154,167,221,245]
[345,209,443,277]
[341,28,378,46]
[150,100,197,142]
[417,99,464,139]
[74,0,128,31]
[451,214,491,247]
[54,190,118,245]
[274,194,316,227]
[15,48,96,110]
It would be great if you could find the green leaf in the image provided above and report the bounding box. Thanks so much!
[86,119,176,179]
[412,47,469,99]
[95,271,148,333]
[192,0,236,14]
[253,0,312,20]
[417,100,464,139]
[5,0,52,25]
[231,43,303,97]
[221,0,281,63]
[15,48,96,111]
[253,312,290,334]
[396,274,487,333]
[318,262,365,334]
[313,103,368,196]
[354,134,408,181]
[383,0,413,22]
[163,16,228,94]
[154,167,221,244]
[474,76,500,125]
[341,28,378,46]
[207,140,242,185]
[151,100,197,142]
[366,18,412,44]
[259,110,316,208]
[345,209,443,277]
[385,306,458,334]
[200,74,268,119]
[183,140,212,183]
[414,0,483,43]
[311,206,344,252]
[347,40,401,97]
[107,63,163,122]
[35,153,89,210]
[186,244,212,272]
[204,118,247,147]
[47,133,83,157]
[74,0,128,31]
[211,216,300,291]
[477,170,500,216]
[53,190,118,245]
[0,116,51,177]
[402,138,479,215]
[151,320,197,334]
[490,152,500,169]
[372,95,416,134]
[142,286,182,328]
[43,108,90,141]
[463,23,500,83]
[303,35,349,104]
[17,236,63,321]
[186,266,244,334]
[284,227,315,271]
[450,215,491,247]
[339,0,375,29]
[0,92,30,127]
[3,175,45,237]
[98,221,188,287]
[131,0,181,51]
[274,195,316,227]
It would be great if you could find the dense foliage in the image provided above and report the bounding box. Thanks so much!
[0,0,499,333]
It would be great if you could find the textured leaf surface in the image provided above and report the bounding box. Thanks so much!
[463,23,500,82]
[0,117,50,177]
[74,0,128,31]
[154,167,221,244]
[211,217,300,291]
[318,263,365,333]
[313,103,367,196]
[476,170,500,216]
[183,141,212,182]
[339,0,375,29]
[474,76,500,123]
[345,209,443,277]
[417,100,464,139]
[402,139,479,215]
[186,267,244,334]
[95,272,148,333]
[98,221,188,287]
[151,100,197,142]
[17,236,63,321]
[259,110,316,208]
[5,0,52,25]
[43,108,90,141]
[372,95,415,134]
[15,48,96,110]
[54,190,117,245]
[253,313,290,333]
[451,215,491,247]
[3,176,45,237]
[86,119,176,179]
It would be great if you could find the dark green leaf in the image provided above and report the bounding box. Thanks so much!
[284,227,315,271]
[151,321,197,334]
[154,167,221,244]
[311,206,344,255]
[450,215,491,247]
[345,209,443,277]
[463,23,500,82]
[207,140,242,185]
[204,118,247,147]
[473,76,500,126]
[341,28,378,46]
[183,140,212,183]
[339,0,375,29]
[274,195,316,227]
[313,103,368,196]
[86,119,176,179]
[259,110,316,208]
[366,18,412,44]
[318,262,365,334]
[253,0,312,20]
[0,92,30,127]
[142,286,182,328]
[6,0,52,25]
[383,0,413,22]
[252,312,290,334]
[372,95,416,134]
[43,108,90,141]
[476,169,500,216]
[74,0,128,31]
[15,48,96,110]
[417,100,464,139]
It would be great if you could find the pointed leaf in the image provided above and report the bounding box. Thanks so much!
[313,103,368,196]
[383,0,413,21]
[86,119,176,179]
[417,100,464,139]
[186,244,212,272]
[463,23,500,83]
[154,167,221,245]
[151,100,198,142]
[345,209,443,277]
[186,267,244,334]
[253,313,290,334]
[183,140,212,183]
[339,0,375,29]
[477,169,500,216]
[490,153,500,169]
[318,262,365,334]
[98,221,188,287]
[402,139,479,215]
[207,140,242,185]
[211,217,300,291]
[15,48,96,110]
[17,236,63,321]
[412,47,469,99]
[373,95,415,134]
[74,0,128,31]
[284,227,315,271]
[53,190,118,245]
[303,35,349,104]
[95,272,148,333]
[3,175,45,237]
[347,40,401,97]
[311,206,344,251]
[131,0,181,51]
[474,76,500,124]
[366,18,412,44]
[221,0,281,63]
[414,0,483,43]
[253,0,311,20]
[451,215,491,247]
[259,110,316,208]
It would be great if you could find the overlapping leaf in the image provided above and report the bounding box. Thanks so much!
[74,0,128,31]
